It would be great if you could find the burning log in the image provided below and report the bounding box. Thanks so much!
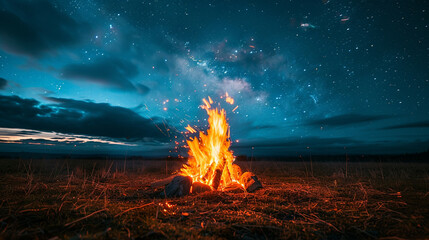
[211,167,224,190]
[223,182,245,193]
[231,164,242,180]
[176,97,263,194]
[163,175,192,198]
[201,162,215,182]
[211,156,227,190]
[240,172,263,193]
[192,182,211,194]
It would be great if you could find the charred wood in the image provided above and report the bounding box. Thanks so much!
[240,172,263,193]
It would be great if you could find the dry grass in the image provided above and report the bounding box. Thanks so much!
[0,159,428,239]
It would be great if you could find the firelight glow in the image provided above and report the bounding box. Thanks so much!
[180,97,242,190]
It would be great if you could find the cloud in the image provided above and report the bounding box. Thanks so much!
[0,0,90,58]
[0,127,135,146]
[135,83,151,95]
[218,78,251,93]
[15,130,42,136]
[382,120,429,130]
[60,57,149,93]
[0,94,171,141]
[233,136,360,150]
[0,77,7,89]
[231,136,359,155]
[231,136,429,155]
[304,114,391,128]
[231,120,278,136]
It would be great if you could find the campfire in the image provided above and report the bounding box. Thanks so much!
[153,95,262,197]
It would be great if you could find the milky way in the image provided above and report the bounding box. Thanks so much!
[0,0,428,155]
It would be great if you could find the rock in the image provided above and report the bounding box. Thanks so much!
[150,175,178,188]
[163,175,192,198]
[240,172,263,193]
[191,182,212,194]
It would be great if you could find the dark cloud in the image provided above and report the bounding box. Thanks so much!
[0,138,58,145]
[382,120,429,130]
[233,136,360,150]
[0,128,40,137]
[0,138,119,155]
[253,124,278,130]
[231,119,278,136]
[0,77,7,89]
[0,94,171,141]
[135,84,151,95]
[0,0,89,58]
[0,137,172,156]
[0,95,52,118]
[232,136,428,155]
[15,130,42,136]
[60,57,150,93]
[231,136,357,155]
[304,114,391,128]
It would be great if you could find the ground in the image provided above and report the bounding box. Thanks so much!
[0,159,428,239]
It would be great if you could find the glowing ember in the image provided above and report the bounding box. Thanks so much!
[225,92,234,105]
[180,96,242,191]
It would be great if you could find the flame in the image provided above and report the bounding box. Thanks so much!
[180,97,241,190]
[185,125,196,133]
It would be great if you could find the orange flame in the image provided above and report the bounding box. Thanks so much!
[185,125,196,133]
[180,97,241,190]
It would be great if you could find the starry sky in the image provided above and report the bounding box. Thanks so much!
[0,0,428,156]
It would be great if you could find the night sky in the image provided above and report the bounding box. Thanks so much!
[0,0,428,156]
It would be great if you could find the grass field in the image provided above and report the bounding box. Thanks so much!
[0,159,428,239]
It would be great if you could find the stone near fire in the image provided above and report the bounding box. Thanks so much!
[150,175,178,188]
[192,182,212,194]
[163,175,192,198]
[240,172,263,193]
